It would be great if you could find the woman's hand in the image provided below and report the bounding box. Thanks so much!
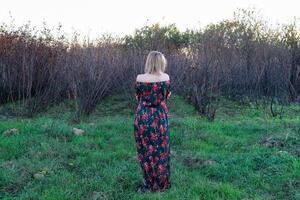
[135,94,139,101]
[166,91,171,100]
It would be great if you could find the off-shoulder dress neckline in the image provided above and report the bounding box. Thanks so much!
[136,80,170,84]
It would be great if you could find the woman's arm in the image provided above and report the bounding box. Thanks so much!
[134,82,140,102]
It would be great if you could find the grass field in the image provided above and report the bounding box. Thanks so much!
[0,93,300,200]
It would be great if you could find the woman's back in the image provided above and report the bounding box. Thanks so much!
[136,72,170,83]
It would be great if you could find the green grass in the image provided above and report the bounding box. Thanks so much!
[0,94,299,200]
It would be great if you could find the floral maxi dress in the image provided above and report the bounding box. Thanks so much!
[133,80,171,192]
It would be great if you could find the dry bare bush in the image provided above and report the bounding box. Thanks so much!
[0,22,69,116]
[69,43,119,119]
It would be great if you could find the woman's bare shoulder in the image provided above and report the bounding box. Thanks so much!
[164,73,170,80]
[159,73,170,81]
[136,74,144,82]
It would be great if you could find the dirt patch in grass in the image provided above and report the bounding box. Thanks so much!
[259,133,300,158]
[183,156,217,169]
[260,136,285,148]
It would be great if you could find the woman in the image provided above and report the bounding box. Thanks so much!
[133,51,172,193]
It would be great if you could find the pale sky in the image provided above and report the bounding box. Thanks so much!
[1,0,300,40]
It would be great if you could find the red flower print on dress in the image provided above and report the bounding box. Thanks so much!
[138,125,146,135]
[144,91,151,96]
[161,140,168,148]
[150,107,155,114]
[161,101,168,113]
[159,124,165,134]
[152,83,159,92]
[152,171,156,178]
[142,138,147,146]
[144,137,149,143]
[152,118,159,129]
[160,152,167,160]
[142,112,148,121]
[158,164,164,174]
[144,162,149,172]
[138,153,143,162]
[150,157,157,167]
[160,111,165,119]
[134,117,139,126]
[151,133,158,141]
[148,145,154,154]
[154,96,160,105]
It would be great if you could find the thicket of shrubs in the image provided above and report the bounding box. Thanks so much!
[0,9,299,120]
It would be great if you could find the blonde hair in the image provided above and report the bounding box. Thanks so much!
[144,51,167,74]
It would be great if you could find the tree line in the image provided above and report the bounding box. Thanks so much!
[0,8,299,120]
